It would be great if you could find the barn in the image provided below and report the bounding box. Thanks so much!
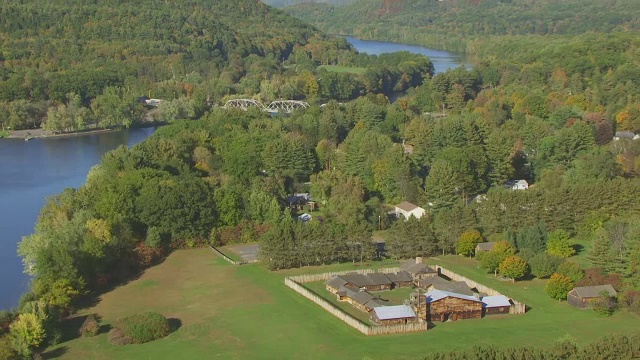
[326,277,349,294]
[423,290,483,322]
[371,305,417,325]
[482,295,512,315]
[567,284,617,309]
[337,273,393,292]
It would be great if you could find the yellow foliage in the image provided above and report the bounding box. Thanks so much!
[85,218,112,243]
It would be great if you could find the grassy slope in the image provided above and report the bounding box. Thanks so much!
[48,249,638,360]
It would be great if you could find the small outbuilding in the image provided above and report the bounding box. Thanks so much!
[475,242,496,254]
[394,201,426,220]
[371,305,417,325]
[326,277,348,294]
[482,295,512,315]
[567,284,618,309]
[417,277,475,297]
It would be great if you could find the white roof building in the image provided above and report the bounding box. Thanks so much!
[372,305,416,320]
[481,295,511,308]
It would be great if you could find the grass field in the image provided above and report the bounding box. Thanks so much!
[318,65,367,75]
[45,249,639,360]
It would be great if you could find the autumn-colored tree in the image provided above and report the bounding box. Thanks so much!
[478,241,515,276]
[456,230,483,257]
[499,255,529,282]
[546,229,575,258]
[545,273,575,300]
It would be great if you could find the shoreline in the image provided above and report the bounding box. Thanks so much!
[4,123,162,140]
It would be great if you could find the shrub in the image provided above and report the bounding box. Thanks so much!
[79,315,99,337]
[108,327,132,346]
[112,312,170,344]
[556,261,585,283]
[499,255,529,282]
[545,273,574,300]
[0,335,17,360]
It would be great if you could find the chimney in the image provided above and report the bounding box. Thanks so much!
[415,257,422,264]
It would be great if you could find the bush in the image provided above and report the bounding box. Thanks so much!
[112,312,170,345]
[108,327,132,346]
[79,315,99,337]
[0,335,17,360]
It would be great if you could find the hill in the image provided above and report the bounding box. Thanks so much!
[282,0,640,51]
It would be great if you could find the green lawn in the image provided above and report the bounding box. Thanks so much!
[46,250,640,360]
[318,65,367,75]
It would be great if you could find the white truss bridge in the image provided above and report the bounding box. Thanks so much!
[222,99,310,113]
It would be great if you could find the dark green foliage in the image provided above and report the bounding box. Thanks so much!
[529,253,563,279]
[112,312,170,345]
[556,261,585,283]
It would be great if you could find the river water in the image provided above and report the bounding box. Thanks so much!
[0,39,468,310]
[346,36,471,74]
[0,128,155,309]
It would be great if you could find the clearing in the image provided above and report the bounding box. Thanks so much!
[46,249,639,360]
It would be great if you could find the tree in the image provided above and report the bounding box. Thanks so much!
[546,229,576,258]
[478,241,515,275]
[456,230,482,257]
[529,253,563,279]
[425,160,461,211]
[556,261,585,283]
[545,273,575,300]
[499,255,529,282]
[9,313,45,359]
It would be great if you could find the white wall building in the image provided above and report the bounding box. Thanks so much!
[394,201,426,221]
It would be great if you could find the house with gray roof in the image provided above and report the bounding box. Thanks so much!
[475,242,496,254]
[417,277,476,297]
[394,201,426,220]
[399,258,437,280]
[567,284,617,309]
[481,295,512,315]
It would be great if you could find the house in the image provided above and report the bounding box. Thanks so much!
[350,291,378,312]
[481,295,512,315]
[475,242,496,254]
[614,131,639,141]
[326,277,349,294]
[416,277,476,297]
[400,258,437,280]
[371,305,418,325]
[567,284,618,309]
[420,290,483,322]
[394,201,426,220]
[385,271,414,288]
[327,273,393,292]
[336,285,359,302]
[505,179,529,190]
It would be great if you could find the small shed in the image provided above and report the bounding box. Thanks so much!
[475,242,496,254]
[567,285,618,309]
[371,305,417,325]
[395,201,426,220]
[417,277,475,297]
[482,295,512,315]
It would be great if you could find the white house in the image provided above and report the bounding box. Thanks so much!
[394,201,426,221]
[505,180,528,191]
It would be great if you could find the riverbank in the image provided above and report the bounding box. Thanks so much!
[6,128,115,140]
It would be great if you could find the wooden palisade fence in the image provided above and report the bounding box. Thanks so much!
[208,245,248,265]
[284,264,526,335]
[284,277,428,335]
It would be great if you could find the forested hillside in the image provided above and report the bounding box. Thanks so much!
[263,0,356,7]
[283,0,640,51]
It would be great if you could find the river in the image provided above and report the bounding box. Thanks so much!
[0,128,156,309]
[345,36,471,74]
[0,39,468,310]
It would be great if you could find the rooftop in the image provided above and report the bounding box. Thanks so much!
[481,295,512,308]
[373,305,416,320]
[425,289,481,303]
[395,201,420,212]
[570,284,617,298]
